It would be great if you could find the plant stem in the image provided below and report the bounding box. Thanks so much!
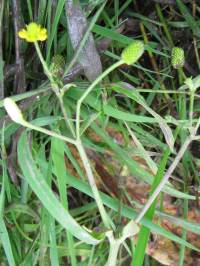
[22,120,76,145]
[34,42,75,137]
[178,197,188,266]
[76,139,110,228]
[23,119,110,228]
[106,239,121,266]
[0,0,4,100]
[189,89,195,125]
[34,42,55,84]
[57,93,76,138]
[135,127,197,223]
[155,3,174,47]
[74,60,123,228]
[140,22,169,100]
[33,42,119,228]
[76,60,123,138]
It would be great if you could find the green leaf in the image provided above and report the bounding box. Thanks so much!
[65,172,199,252]
[111,84,174,150]
[46,0,66,62]
[0,220,16,266]
[133,149,171,266]
[0,180,16,266]
[176,0,200,38]
[91,123,195,200]
[17,131,101,245]
[103,104,156,123]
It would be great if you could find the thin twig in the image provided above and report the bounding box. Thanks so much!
[12,0,25,93]
[135,122,200,223]
[0,0,4,99]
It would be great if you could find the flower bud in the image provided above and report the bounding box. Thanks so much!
[121,41,144,65]
[4,98,24,124]
[171,47,185,69]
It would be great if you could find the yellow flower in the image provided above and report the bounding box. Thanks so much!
[18,22,47,42]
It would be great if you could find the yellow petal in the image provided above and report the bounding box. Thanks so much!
[18,22,47,42]
[18,29,27,39]
[38,28,47,41]
[40,28,47,35]
[27,22,39,34]
[26,35,36,42]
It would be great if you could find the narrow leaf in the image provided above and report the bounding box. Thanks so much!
[17,131,100,245]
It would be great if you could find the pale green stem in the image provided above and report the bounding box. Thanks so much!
[135,122,199,224]
[189,89,195,126]
[22,120,76,145]
[76,139,110,228]
[74,59,123,228]
[34,42,75,137]
[106,240,121,266]
[22,118,110,228]
[32,47,123,229]
[76,60,123,138]
[57,94,76,138]
[34,42,55,84]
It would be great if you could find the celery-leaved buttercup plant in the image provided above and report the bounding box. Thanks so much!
[4,37,145,266]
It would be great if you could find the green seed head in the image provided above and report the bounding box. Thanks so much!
[50,54,65,77]
[121,40,144,65]
[171,47,185,69]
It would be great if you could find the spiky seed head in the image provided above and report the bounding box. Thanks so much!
[171,47,185,69]
[50,55,65,77]
[121,40,144,65]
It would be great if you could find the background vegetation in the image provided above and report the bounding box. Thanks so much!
[0,0,200,265]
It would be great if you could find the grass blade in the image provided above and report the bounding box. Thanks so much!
[111,84,174,150]
[17,130,101,245]
[176,0,200,38]
[46,0,66,62]
[65,172,199,252]
[132,149,171,266]
[51,137,77,265]
[0,179,16,266]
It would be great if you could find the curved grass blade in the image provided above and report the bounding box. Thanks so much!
[17,131,101,245]
[65,172,199,252]
[91,123,195,200]
[46,0,66,62]
[111,84,174,150]
[0,179,16,266]
[0,219,16,266]
[132,148,171,266]
[176,0,200,38]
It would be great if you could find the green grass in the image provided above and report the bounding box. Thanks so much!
[0,1,200,265]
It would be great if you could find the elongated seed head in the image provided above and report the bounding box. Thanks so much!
[121,40,144,65]
[171,47,185,69]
